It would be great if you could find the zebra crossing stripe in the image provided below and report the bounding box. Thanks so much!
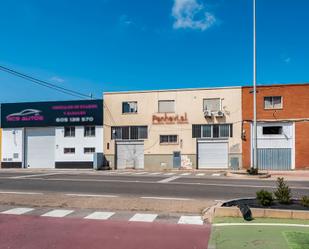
[180,173,191,176]
[2,207,34,215]
[129,213,158,222]
[84,211,115,220]
[178,216,203,225]
[41,209,74,218]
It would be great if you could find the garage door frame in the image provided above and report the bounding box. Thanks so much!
[197,139,229,169]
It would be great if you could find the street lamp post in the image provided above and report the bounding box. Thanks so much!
[253,0,258,170]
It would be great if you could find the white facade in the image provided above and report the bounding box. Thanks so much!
[1,126,103,168]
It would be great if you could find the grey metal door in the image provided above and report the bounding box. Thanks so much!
[173,151,181,168]
[116,142,144,169]
[257,148,291,170]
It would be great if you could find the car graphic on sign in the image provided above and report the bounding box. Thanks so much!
[6,109,42,118]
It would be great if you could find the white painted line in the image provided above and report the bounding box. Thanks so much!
[148,172,161,175]
[178,216,203,225]
[196,173,205,176]
[0,191,43,195]
[163,173,176,176]
[157,176,181,183]
[140,196,192,201]
[180,173,191,176]
[41,209,74,218]
[129,213,158,222]
[66,194,118,198]
[134,172,147,175]
[84,211,115,220]
[213,223,309,228]
[10,173,60,179]
[2,207,34,215]
[212,173,221,176]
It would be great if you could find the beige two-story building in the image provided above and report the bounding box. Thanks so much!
[103,87,242,170]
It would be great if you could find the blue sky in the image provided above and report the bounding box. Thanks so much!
[0,0,308,102]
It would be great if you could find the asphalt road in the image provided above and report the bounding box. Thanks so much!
[0,171,308,200]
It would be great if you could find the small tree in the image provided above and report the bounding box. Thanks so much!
[256,189,273,206]
[274,177,292,204]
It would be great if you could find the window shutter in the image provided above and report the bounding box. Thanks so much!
[192,125,201,138]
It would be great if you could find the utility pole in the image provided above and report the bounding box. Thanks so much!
[253,0,258,170]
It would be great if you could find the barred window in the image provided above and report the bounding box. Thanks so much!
[192,124,233,138]
[111,126,148,140]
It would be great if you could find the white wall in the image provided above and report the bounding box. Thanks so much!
[1,128,24,163]
[55,126,103,162]
[256,122,293,149]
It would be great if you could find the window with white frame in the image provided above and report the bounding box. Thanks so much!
[122,101,138,114]
[203,98,221,111]
[84,126,95,137]
[158,100,175,113]
[64,148,75,154]
[192,124,232,138]
[160,135,178,144]
[264,96,282,109]
[64,127,75,137]
[84,147,96,154]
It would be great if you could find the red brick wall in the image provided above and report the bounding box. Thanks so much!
[242,84,309,170]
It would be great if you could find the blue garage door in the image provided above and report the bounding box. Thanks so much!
[257,148,291,170]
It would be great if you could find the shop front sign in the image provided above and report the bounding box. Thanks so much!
[152,113,188,125]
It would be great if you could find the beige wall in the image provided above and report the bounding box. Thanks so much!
[103,87,242,168]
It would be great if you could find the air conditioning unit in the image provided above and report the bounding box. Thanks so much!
[215,110,225,117]
[204,110,212,118]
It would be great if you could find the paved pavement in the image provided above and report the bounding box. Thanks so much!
[0,170,308,201]
[0,214,210,249]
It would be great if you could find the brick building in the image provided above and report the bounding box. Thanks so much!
[242,83,309,170]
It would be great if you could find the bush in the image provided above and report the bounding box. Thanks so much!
[256,189,273,206]
[274,177,292,204]
[300,196,309,208]
[247,167,258,175]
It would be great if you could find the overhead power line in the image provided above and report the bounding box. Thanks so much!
[0,65,93,100]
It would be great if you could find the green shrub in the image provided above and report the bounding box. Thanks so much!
[274,177,292,204]
[300,196,309,208]
[256,189,273,206]
[247,167,258,175]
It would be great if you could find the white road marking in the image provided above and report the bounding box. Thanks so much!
[196,173,205,176]
[129,213,158,222]
[134,172,147,175]
[180,173,191,176]
[178,216,203,225]
[66,193,118,198]
[84,211,115,220]
[212,173,221,176]
[157,176,181,183]
[0,191,42,195]
[9,173,60,179]
[2,207,34,215]
[148,172,161,175]
[140,196,192,201]
[213,223,309,228]
[18,177,309,190]
[41,209,74,217]
[163,173,176,176]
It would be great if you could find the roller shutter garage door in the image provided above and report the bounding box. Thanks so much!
[198,141,228,169]
[116,141,144,169]
[25,128,55,168]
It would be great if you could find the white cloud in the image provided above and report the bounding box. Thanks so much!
[172,0,216,31]
[50,76,65,83]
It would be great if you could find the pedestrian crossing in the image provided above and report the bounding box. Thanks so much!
[0,206,204,226]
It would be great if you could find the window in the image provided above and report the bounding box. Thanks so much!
[111,126,148,140]
[84,126,95,137]
[192,124,233,138]
[160,135,178,144]
[64,148,75,154]
[158,100,175,113]
[84,147,95,154]
[203,98,221,111]
[264,96,282,109]
[263,126,283,135]
[64,127,75,137]
[122,101,138,114]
